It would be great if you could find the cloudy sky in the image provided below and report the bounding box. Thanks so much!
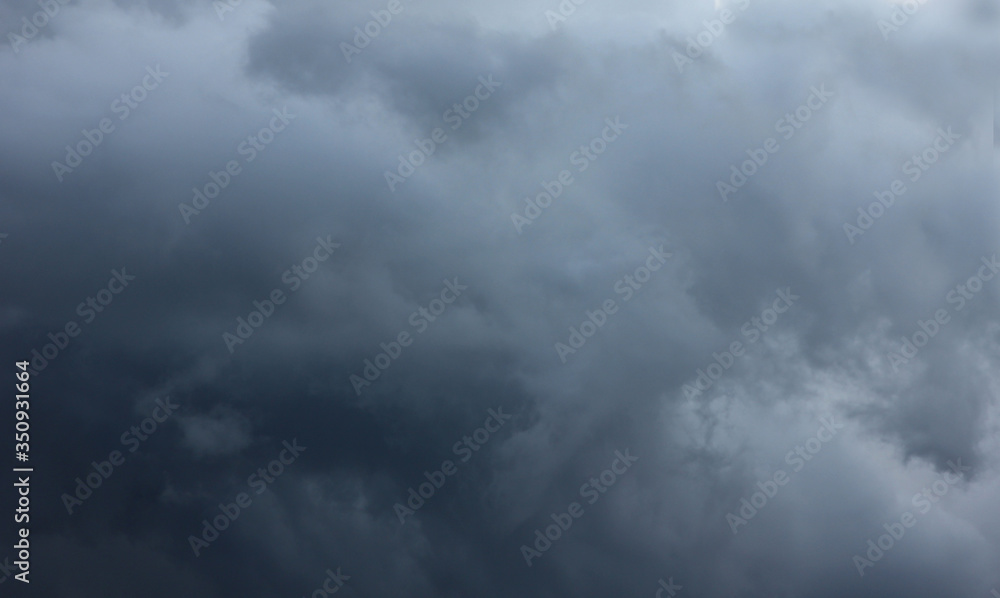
[1,0,999,596]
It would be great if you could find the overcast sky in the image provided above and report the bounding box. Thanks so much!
[1,0,999,596]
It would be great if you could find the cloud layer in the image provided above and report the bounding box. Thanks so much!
[0,0,998,595]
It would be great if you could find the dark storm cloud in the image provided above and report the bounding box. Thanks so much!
[0,0,998,596]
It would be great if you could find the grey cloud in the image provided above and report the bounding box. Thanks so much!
[1,0,999,596]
